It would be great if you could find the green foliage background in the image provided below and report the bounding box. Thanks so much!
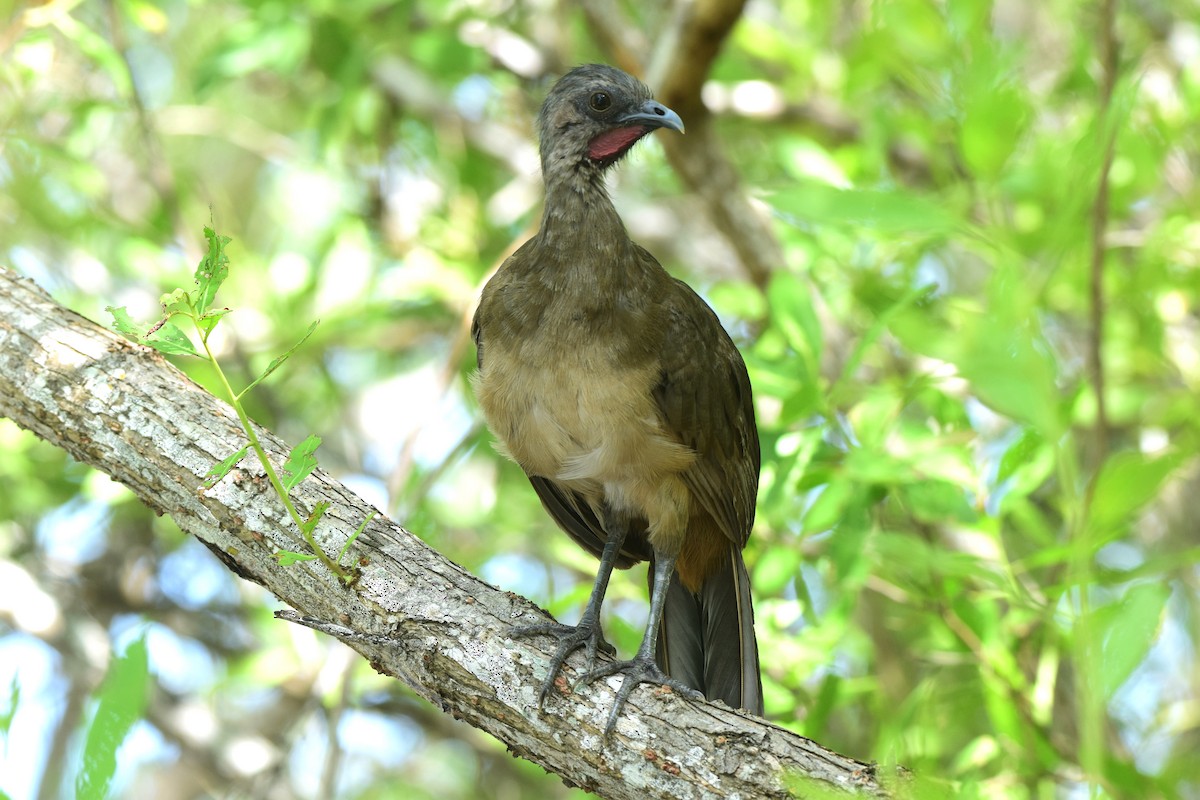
[2,0,1198,797]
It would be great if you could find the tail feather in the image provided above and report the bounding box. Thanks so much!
[653,544,763,714]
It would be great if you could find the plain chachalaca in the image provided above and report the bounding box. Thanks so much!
[472,64,762,735]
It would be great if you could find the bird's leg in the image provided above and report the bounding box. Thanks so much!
[511,505,627,707]
[577,551,704,738]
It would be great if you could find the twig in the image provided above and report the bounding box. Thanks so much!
[318,649,354,799]
[1088,0,1119,464]
[103,0,197,263]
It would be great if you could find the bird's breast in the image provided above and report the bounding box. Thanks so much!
[473,333,694,496]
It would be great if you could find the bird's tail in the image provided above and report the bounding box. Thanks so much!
[653,543,763,715]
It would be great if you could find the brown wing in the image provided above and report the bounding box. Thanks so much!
[471,306,484,370]
[653,277,759,547]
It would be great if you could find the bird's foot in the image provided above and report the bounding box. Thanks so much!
[577,653,704,738]
[511,618,615,707]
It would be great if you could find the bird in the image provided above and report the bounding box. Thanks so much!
[472,64,762,736]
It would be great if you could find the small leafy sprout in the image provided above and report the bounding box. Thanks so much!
[202,445,251,489]
[107,226,365,583]
[282,434,322,492]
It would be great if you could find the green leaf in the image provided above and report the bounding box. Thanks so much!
[959,59,1029,181]
[753,545,803,596]
[75,636,149,800]
[766,272,822,376]
[899,480,977,524]
[844,446,913,485]
[826,497,871,583]
[196,307,233,335]
[832,283,934,400]
[337,509,377,563]
[109,304,197,356]
[802,480,855,534]
[300,500,331,535]
[960,83,1027,179]
[770,184,961,236]
[145,321,199,357]
[54,13,130,94]
[194,226,231,315]
[0,674,18,736]
[281,434,322,492]
[996,431,1056,509]
[1093,582,1170,697]
[957,324,1061,436]
[238,320,320,399]
[202,444,251,489]
[106,306,146,339]
[158,287,193,315]
[997,429,1045,486]
[275,550,318,566]
[1088,452,1184,538]
[894,286,1061,437]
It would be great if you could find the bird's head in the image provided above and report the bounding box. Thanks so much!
[536,64,684,177]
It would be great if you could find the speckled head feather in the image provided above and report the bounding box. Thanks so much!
[536,64,684,180]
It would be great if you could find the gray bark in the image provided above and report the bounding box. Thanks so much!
[0,267,899,799]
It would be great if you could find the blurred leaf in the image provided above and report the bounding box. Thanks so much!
[802,479,854,534]
[899,480,976,524]
[833,282,936,401]
[960,89,1025,179]
[196,17,309,89]
[1093,583,1170,697]
[959,64,1029,180]
[844,447,913,485]
[0,674,17,735]
[754,545,803,596]
[770,184,961,235]
[957,326,1061,436]
[825,496,871,582]
[766,271,822,392]
[54,15,130,94]
[1088,452,1185,538]
[873,531,933,587]
[997,430,1047,487]
[125,0,170,34]
[75,636,149,800]
[709,280,767,322]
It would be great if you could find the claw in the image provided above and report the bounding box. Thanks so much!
[511,617,613,707]
[577,654,704,739]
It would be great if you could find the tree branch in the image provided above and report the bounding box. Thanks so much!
[0,267,896,799]
[652,0,783,291]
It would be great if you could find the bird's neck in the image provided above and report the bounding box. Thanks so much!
[533,170,642,305]
[537,168,629,256]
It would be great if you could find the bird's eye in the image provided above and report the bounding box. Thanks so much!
[589,92,611,111]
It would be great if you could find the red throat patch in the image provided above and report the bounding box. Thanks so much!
[587,126,650,161]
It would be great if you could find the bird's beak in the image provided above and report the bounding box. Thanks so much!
[617,100,685,135]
